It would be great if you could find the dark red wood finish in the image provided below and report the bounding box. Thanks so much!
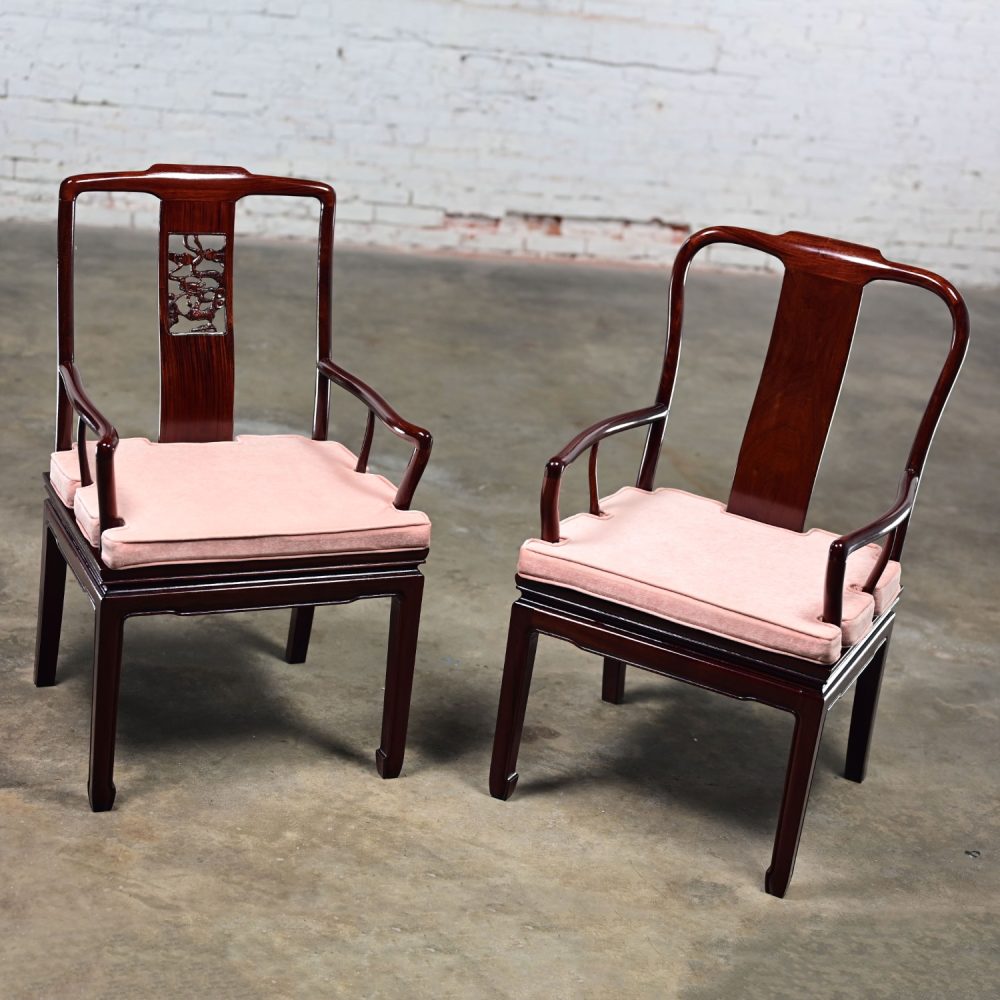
[36,165,434,810]
[729,269,862,530]
[491,226,970,897]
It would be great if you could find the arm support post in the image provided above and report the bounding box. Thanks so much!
[540,403,669,542]
[58,363,123,532]
[822,471,919,624]
[317,359,433,510]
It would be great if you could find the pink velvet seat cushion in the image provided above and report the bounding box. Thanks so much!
[50,441,99,506]
[51,435,430,570]
[518,487,901,665]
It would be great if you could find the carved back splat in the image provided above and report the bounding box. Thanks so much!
[158,199,237,442]
[56,164,335,448]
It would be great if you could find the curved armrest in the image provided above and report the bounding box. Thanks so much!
[540,403,670,542]
[822,470,919,624]
[317,359,433,510]
[58,363,124,531]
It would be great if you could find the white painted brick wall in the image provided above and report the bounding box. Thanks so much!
[1,0,998,281]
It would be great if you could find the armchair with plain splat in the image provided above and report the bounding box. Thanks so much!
[489,226,969,897]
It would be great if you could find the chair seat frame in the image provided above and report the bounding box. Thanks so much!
[489,226,969,898]
[34,165,433,810]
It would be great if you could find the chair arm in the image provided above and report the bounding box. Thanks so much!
[317,359,433,510]
[540,403,670,542]
[57,363,124,531]
[822,471,919,624]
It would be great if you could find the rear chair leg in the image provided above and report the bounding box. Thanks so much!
[602,657,626,704]
[376,577,424,779]
[34,518,67,687]
[845,640,889,783]
[285,606,315,664]
[765,696,826,898]
[89,601,126,812]
[489,601,539,801]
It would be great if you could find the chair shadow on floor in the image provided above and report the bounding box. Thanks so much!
[508,651,852,836]
[54,612,382,802]
[405,671,506,770]
[51,600,506,796]
[51,610,850,828]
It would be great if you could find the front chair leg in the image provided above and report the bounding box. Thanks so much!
[375,576,424,779]
[601,657,626,704]
[89,601,126,812]
[285,606,316,664]
[844,639,890,783]
[489,601,539,801]
[765,696,826,898]
[34,518,68,687]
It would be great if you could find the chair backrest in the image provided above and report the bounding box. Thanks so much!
[648,228,969,532]
[56,164,336,447]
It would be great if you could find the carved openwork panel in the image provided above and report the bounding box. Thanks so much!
[166,233,228,334]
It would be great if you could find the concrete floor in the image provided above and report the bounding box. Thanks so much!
[1,221,998,998]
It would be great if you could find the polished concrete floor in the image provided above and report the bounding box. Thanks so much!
[1,221,998,998]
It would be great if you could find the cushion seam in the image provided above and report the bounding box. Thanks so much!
[99,524,430,547]
[517,570,841,664]
[100,543,428,569]
[520,546,857,640]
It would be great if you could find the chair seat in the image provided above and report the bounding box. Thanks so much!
[49,435,431,570]
[518,487,901,664]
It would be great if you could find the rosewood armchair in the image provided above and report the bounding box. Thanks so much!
[489,227,969,897]
[34,165,433,810]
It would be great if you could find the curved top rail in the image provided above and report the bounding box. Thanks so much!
[60,163,335,206]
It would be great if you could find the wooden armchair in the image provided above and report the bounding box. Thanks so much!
[34,165,433,810]
[489,227,969,897]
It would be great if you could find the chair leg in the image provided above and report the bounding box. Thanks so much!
[601,657,626,704]
[88,601,126,812]
[34,519,67,687]
[285,606,315,664]
[375,577,424,779]
[489,601,539,801]
[844,641,889,783]
[765,696,826,898]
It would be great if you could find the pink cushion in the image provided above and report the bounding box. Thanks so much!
[50,442,98,505]
[518,487,901,665]
[51,435,430,570]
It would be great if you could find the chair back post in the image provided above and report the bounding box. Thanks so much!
[55,197,77,452]
[311,197,336,441]
[56,164,337,445]
[637,228,728,489]
[891,272,970,564]
[892,267,970,485]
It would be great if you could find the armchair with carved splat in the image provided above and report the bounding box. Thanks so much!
[35,165,433,810]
